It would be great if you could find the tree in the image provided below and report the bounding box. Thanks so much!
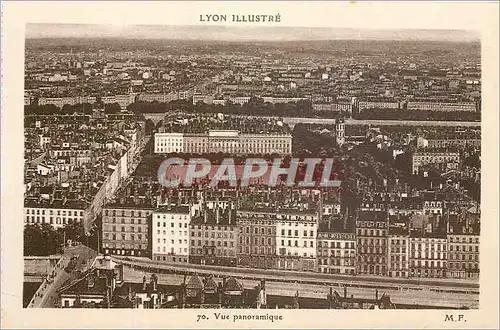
[104,102,121,114]
[61,104,75,115]
[24,223,63,256]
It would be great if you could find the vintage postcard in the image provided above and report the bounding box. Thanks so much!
[1,1,499,329]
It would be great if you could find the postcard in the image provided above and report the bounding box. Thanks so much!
[1,1,498,329]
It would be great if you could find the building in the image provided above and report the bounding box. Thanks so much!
[411,151,460,174]
[358,99,400,112]
[407,101,476,112]
[58,255,123,308]
[317,220,356,275]
[154,133,184,153]
[101,204,153,257]
[154,130,292,155]
[408,231,447,278]
[275,209,318,271]
[356,210,389,276]
[236,209,277,269]
[189,208,238,266]
[24,199,88,229]
[151,206,191,263]
[312,103,352,113]
[387,222,410,278]
[335,118,345,145]
[447,219,480,279]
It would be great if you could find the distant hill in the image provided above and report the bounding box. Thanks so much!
[26,24,480,43]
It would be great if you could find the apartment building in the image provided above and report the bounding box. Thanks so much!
[151,206,191,263]
[189,208,238,266]
[356,210,389,276]
[411,152,460,174]
[447,221,480,279]
[24,199,88,230]
[317,229,356,275]
[237,209,277,269]
[387,226,410,278]
[275,210,318,271]
[409,231,447,278]
[101,204,153,257]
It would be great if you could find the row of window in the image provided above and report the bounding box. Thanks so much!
[279,229,315,237]
[358,256,387,263]
[156,222,188,228]
[25,216,80,225]
[358,238,388,245]
[318,241,355,249]
[25,209,83,216]
[449,236,480,243]
[448,253,479,261]
[104,233,147,241]
[154,255,188,262]
[106,226,144,233]
[192,231,235,239]
[156,230,188,237]
[103,217,143,224]
[357,229,388,236]
[239,246,274,255]
[448,262,479,270]
[409,260,446,268]
[239,227,274,235]
[104,209,146,217]
[156,238,188,245]
[318,259,355,266]
[103,243,145,249]
[190,248,236,256]
[240,236,273,245]
[192,225,236,231]
[319,268,356,275]
[278,250,315,258]
[317,250,355,257]
[280,239,315,248]
[156,246,188,254]
[190,240,234,248]
[410,252,446,259]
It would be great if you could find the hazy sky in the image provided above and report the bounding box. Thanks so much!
[26,24,480,42]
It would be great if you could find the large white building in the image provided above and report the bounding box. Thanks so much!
[275,210,318,271]
[151,206,191,263]
[407,101,476,112]
[24,200,88,229]
[154,130,292,155]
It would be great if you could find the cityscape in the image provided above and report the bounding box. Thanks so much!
[23,24,481,310]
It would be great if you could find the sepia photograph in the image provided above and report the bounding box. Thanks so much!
[1,1,499,329]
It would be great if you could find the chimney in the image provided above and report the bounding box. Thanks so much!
[87,273,95,288]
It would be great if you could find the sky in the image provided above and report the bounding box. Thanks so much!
[26,24,480,42]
